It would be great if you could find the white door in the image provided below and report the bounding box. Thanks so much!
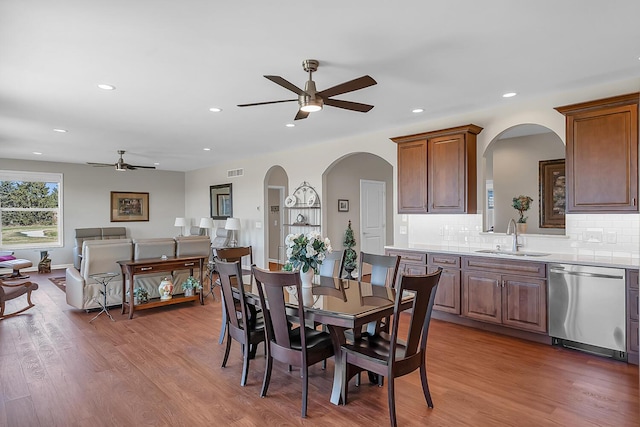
[360,179,386,255]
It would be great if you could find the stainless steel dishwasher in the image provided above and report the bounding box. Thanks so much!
[548,264,626,360]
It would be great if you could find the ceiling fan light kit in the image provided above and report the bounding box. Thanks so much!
[238,59,376,120]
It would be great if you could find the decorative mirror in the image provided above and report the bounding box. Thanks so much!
[210,183,233,220]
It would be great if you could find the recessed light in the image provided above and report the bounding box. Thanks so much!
[97,84,116,91]
[208,107,222,112]
[53,128,67,133]
[502,92,517,98]
[33,152,42,155]
[203,148,211,151]
[285,123,295,128]
[412,108,424,113]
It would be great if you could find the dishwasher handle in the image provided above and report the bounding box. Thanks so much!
[549,268,623,280]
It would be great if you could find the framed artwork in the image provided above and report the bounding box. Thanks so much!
[210,183,233,220]
[338,199,349,212]
[539,159,565,228]
[110,191,149,222]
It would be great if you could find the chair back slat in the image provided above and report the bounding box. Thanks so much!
[389,269,442,362]
[319,250,345,278]
[217,260,249,334]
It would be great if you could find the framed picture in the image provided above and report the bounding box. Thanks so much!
[110,191,149,222]
[338,199,349,212]
[210,183,233,220]
[539,159,565,228]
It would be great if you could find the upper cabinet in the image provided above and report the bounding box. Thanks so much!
[556,93,639,213]
[392,124,483,214]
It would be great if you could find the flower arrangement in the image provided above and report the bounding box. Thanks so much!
[285,232,332,273]
[182,276,202,290]
[512,195,533,223]
[132,287,149,304]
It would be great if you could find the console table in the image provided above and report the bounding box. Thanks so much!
[118,255,206,319]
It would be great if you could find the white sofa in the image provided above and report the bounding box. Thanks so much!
[65,236,211,310]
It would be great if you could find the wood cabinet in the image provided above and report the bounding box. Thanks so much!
[391,124,482,214]
[428,253,461,314]
[462,256,547,333]
[627,269,639,365]
[555,93,639,213]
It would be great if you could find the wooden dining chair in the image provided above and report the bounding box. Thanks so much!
[0,279,39,320]
[252,266,334,418]
[319,250,345,278]
[340,269,442,427]
[217,260,265,386]
[215,246,254,344]
[359,251,400,337]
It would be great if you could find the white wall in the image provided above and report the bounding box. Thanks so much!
[0,159,186,268]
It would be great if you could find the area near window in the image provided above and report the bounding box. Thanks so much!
[0,170,63,248]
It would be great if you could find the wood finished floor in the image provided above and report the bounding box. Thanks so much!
[0,270,638,426]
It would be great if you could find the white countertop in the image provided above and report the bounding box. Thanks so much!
[385,244,639,269]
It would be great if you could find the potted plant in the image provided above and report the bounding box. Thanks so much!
[285,231,332,287]
[342,220,357,279]
[512,195,533,233]
[182,276,201,297]
[132,287,149,305]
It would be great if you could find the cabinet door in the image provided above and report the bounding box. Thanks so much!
[430,267,461,314]
[401,262,427,276]
[428,133,467,213]
[630,320,639,353]
[462,270,501,324]
[397,140,428,213]
[560,96,638,212]
[501,275,547,333]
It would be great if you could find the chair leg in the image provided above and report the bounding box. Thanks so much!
[419,359,434,408]
[221,329,232,368]
[241,340,250,386]
[218,294,227,345]
[260,354,272,398]
[388,376,397,427]
[301,365,308,418]
[355,372,360,387]
[322,359,326,370]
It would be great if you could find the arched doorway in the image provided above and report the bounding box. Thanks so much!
[264,165,288,267]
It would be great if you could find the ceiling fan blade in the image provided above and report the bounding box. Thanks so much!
[324,98,374,113]
[317,75,377,99]
[294,110,309,120]
[237,99,297,107]
[87,162,116,167]
[264,75,307,96]
[129,165,156,170]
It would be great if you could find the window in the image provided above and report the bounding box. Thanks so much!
[0,171,63,248]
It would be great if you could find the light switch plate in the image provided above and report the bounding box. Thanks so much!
[399,226,407,235]
[584,228,603,243]
[255,222,262,229]
[605,231,617,244]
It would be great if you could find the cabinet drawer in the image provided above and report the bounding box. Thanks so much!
[629,289,639,322]
[386,250,427,264]
[428,253,460,268]
[628,269,639,290]
[462,256,546,278]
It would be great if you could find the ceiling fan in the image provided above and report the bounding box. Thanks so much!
[87,150,156,171]
[237,59,377,120]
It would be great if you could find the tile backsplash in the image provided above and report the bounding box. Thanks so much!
[408,213,639,258]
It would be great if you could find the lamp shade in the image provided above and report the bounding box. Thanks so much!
[174,217,189,227]
[225,217,240,230]
[199,217,214,229]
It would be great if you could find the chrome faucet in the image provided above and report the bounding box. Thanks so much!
[506,218,523,252]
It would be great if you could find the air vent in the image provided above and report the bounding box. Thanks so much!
[227,168,244,178]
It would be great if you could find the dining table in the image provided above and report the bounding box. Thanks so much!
[236,275,413,405]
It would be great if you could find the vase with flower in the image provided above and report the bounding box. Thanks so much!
[512,195,533,234]
[285,231,332,288]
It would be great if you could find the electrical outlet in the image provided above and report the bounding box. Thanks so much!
[606,231,617,244]
[584,229,603,243]
[255,222,262,229]
[399,226,407,235]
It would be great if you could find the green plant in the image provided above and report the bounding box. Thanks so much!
[285,232,332,273]
[342,220,357,271]
[182,276,201,290]
[282,262,293,272]
[512,195,533,223]
[132,287,149,303]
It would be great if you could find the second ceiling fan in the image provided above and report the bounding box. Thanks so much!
[238,59,377,120]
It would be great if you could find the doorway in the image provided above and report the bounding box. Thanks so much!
[360,179,386,254]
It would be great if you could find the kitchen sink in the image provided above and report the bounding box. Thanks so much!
[475,249,550,257]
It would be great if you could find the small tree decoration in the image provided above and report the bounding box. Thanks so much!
[512,195,533,223]
[343,220,357,279]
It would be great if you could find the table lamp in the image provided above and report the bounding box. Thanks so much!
[225,217,240,247]
[174,217,189,237]
[199,217,214,237]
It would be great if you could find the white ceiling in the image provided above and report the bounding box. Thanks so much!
[1,1,639,172]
